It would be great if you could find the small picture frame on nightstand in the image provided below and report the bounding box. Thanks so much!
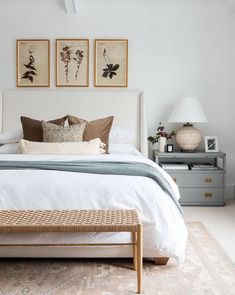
[166,144,173,153]
[205,136,219,152]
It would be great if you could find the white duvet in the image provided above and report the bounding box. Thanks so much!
[0,154,187,262]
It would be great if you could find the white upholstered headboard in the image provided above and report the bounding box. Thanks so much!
[0,89,148,157]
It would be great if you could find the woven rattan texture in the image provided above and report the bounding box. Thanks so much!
[0,210,141,233]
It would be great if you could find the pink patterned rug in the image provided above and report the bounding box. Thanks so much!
[0,222,234,295]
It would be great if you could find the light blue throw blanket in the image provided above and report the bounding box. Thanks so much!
[0,160,182,213]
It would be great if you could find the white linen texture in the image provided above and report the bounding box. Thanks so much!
[0,128,23,144]
[19,138,106,155]
[109,143,142,155]
[0,154,187,262]
[109,126,137,144]
[0,143,19,154]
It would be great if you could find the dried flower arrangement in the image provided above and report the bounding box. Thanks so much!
[148,122,175,144]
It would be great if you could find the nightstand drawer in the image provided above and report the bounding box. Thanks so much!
[167,172,224,188]
[179,188,224,205]
[154,150,226,206]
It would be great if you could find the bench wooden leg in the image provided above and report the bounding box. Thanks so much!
[132,232,137,271]
[153,257,169,265]
[136,224,143,294]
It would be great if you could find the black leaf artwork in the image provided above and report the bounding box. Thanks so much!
[21,50,37,83]
[60,46,72,83]
[73,50,84,80]
[102,48,119,79]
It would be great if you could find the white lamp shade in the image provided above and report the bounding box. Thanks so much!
[168,97,208,123]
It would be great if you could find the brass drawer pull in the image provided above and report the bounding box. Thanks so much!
[204,192,213,198]
[204,177,212,183]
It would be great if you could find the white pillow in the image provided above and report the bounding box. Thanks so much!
[0,143,19,154]
[109,126,137,144]
[19,138,106,155]
[0,129,23,144]
[109,144,142,156]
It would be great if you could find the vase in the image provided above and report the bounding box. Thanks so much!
[159,137,166,152]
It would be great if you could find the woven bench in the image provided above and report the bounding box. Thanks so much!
[0,209,143,294]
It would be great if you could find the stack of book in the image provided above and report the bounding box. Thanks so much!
[161,163,189,170]
[190,163,218,170]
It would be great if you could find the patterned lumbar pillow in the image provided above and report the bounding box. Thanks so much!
[42,121,86,143]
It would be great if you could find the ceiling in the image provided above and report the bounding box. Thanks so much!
[0,0,231,3]
[0,0,234,14]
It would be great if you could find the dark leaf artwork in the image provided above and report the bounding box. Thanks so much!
[60,46,84,82]
[73,50,84,80]
[21,50,37,83]
[60,46,72,83]
[23,64,36,71]
[102,48,119,79]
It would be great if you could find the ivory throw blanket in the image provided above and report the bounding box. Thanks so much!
[0,160,182,213]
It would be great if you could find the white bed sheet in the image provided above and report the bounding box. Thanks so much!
[0,154,187,262]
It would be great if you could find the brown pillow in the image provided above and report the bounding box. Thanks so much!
[21,116,67,142]
[68,115,114,153]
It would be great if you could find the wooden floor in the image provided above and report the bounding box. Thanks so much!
[183,200,235,263]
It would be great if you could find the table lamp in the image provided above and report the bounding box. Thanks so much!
[168,97,208,152]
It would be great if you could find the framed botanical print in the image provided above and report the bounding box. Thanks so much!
[16,39,50,87]
[94,39,128,87]
[56,39,89,87]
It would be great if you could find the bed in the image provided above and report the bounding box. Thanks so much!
[0,89,187,263]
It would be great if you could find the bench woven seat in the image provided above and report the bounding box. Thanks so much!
[0,209,140,233]
[0,209,143,294]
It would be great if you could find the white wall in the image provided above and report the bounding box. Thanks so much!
[0,1,234,196]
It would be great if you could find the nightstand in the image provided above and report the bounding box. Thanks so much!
[153,151,226,206]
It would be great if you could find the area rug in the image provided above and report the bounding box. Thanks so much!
[0,222,234,295]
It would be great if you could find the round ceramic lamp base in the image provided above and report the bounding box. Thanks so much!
[175,124,201,152]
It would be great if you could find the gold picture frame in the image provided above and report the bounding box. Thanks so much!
[56,39,89,87]
[94,39,128,87]
[16,39,50,87]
